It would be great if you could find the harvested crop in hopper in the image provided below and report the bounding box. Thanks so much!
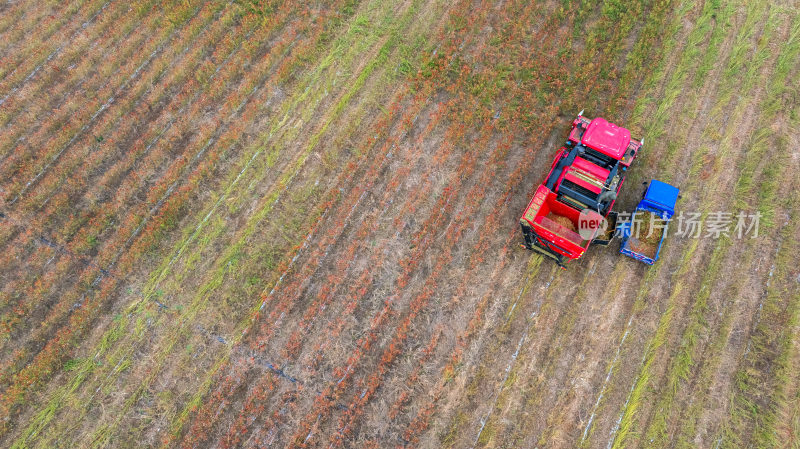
[546,212,577,232]
[627,211,663,258]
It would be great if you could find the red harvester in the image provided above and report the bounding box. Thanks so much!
[520,111,642,268]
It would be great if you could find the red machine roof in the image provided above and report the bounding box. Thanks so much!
[581,117,631,159]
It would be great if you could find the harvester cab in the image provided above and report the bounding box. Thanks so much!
[520,111,642,268]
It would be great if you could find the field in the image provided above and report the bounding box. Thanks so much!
[1,0,799,447]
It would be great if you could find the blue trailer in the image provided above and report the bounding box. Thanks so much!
[617,179,680,265]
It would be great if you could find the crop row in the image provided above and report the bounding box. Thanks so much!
[158,5,442,444]
[0,0,110,97]
[545,1,762,444]
[278,2,510,445]
[394,2,584,445]
[699,15,800,449]
[0,0,158,135]
[173,84,423,446]
[1,2,349,443]
[0,0,200,165]
[1,0,225,392]
[173,2,460,445]
[608,3,785,447]
[556,2,792,444]
[0,1,254,359]
[179,84,432,447]
[175,0,508,441]
[6,0,418,444]
[0,0,277,389]
[1,1,221,203]
[285,0,582,444]
[637,6,790,446]
[238,0,576,444]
